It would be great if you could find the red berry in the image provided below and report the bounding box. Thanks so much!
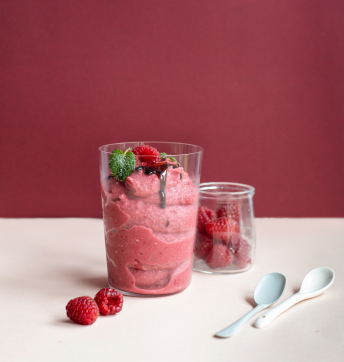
[194,233,214,259]
[94,288,123,316]
[197,206,216,233]
[216,201,241,225]
[206,217,240,241]
[221,232,241,250]
[206,244,234,269]
[66,296,99,325]
[136,161,148,167]
[234,238,251,269]
[132,145,160,164]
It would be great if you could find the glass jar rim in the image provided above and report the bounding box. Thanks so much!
[99,141,203,157]
[199,182,255,199]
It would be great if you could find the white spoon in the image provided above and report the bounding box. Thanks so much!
[215,272,286,338]
[255,267,335,329]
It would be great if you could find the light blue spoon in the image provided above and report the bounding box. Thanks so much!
[215,272,287,338]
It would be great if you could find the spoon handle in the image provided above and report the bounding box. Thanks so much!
[254,293,303,328]
[215,304,268,338]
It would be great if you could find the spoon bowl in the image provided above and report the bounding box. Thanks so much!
[299,267,335,296]
[215,272,286,338]
[254,272,287,305]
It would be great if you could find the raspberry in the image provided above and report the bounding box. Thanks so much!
[224,232,242,251]
[197,206,216,233]
[94,288,123,315]
[234,238,251,268]
[206,244,234,269]
[136,161,148,167]
[194,233,214,259]
[132,145,160,164]
[66,296,99,325]
[216,201,241,225]
[205,217,240,241]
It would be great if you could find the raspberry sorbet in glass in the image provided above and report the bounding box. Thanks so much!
[99,142,203,296]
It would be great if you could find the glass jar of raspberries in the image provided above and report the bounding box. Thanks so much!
[193,182,256,274]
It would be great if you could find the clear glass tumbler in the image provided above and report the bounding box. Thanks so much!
[193,182,256,274]
[99,142,203,296]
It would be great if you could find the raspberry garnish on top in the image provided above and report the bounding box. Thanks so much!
[132,145,161,164]
[94,288,123,315]
[66,296,99,325]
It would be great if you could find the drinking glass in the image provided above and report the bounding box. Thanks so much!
[99,142,203,295]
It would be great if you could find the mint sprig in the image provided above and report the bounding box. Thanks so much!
[160,152,178,164]
[109,148,136,182]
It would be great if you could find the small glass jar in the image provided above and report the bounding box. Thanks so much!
[193,182,256,274]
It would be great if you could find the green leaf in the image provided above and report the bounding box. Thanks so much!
[159,152,178,164]
[109,148,136,182]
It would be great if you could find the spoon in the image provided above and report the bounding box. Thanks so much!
[255,267,335,329]
[215,272,287,338]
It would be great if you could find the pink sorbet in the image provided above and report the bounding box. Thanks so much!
[102,162,198,295]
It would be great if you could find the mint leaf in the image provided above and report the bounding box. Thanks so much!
[159,152,178,164]
[109,148,136,182]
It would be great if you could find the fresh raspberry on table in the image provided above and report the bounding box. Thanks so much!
[66,296,99,325]
[234,238,251,269]
[194,233,214,259]
[216,201,241,225]
[132,145,161,164]
[197,206,216,233]
[94,288,123,315]
[205,217,240,241]
[206,244,234,269]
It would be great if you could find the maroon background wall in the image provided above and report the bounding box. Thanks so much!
[1,0,343,217]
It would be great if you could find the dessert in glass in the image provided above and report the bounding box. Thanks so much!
[193,182,256,274]
[99,142,203,296]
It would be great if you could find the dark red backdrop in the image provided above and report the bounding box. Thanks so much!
[1,0,343,217]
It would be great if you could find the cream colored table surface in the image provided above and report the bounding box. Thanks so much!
[1,218,343,362]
